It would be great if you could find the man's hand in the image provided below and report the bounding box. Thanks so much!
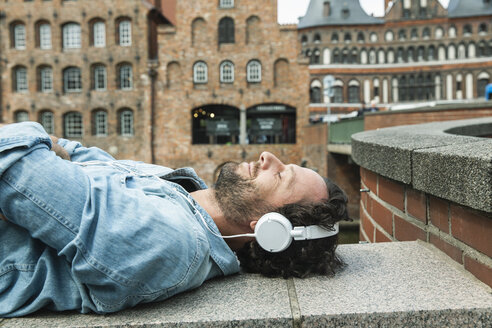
[50,136,71,160]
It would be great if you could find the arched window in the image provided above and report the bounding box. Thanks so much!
[191,18,207,46]
[422,27,430,39]
[348,80,360,103]
[11,21,26,49]
[117,18,132,46]
[311,48,321,64]
[410,28,418,40]
[385,30,394,42]
[457,43,466,59]
[332,79,344,103]
[274,58,289,87]
[92,64,107,90]
[397,47,405,63]
[344,33,351,43]
[301,35,308,45]
[314,33,321,43]
[435,27,444,39]
[428,45,435,61]
[91,19,106,47]
[478,23,488,35]
[62,23,81,49]
[193,61,208,83]
[119,108,134,136]
[331,33,339,43]
[463,24,472,37]
[341,48,349,64]
[360,49,367,64]
[438,45,446,60]
[218,17,235,44]
[478,41,487,57]
[13,66,28,92]
[15,110,29,123]
[36,21,51,49]
[387,48,395,63]
[39,110,54,134]
[350,48,358,63]
[92,109,108,136]
[378,49,385,64]
[219,60,234,83]
[370,32,378,42]
[448,44,456,60]
[448,25,457,38]
[323,48,331,64]
[118,63,133,90]
[246,60,261,82]
[392,78,399,102]
[37,65,53,92]
[369,49,377,64]
[64,112,83,138]
[357,32,365,43]
[398,29,406,41]
[166,61,182,89]
[417,46,425,61]
[310,80,322,103]
[477,72,490,97]
[63,67,82,92]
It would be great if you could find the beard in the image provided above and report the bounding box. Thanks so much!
[214,162,273,224]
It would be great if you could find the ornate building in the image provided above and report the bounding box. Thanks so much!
[0,0,170,161]
[152,0,312,184]
[299,0,492,119]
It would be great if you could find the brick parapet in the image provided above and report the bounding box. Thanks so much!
[354,117,492,288]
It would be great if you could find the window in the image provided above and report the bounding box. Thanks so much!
[477,72,490,97]
[12,23,26,49]
[64,112,83,138]
[63,67,82,92]
[370,32,378,42]
[93,110,108,136]
[118,19,132,46]
[422,27,430,39]
[39,66,53,92]
[63,23,81,49]
[435,27,444,39]
[39,23,52,49]
[385,30,394,42]
[324,1,331,16]
[193,61,208,83]
[119,109,134,136]
[218,17,235,44]
[92,64,107,90]
[246,60,261,82]
[331,33,339,43]
[314,33,321,43]
[192,105,239,144]
[357,32,364,43]
[311,49,320,64]
[448,26,456,38]
[301,35,308,45]
[348,80,360,103]
[332,82,343,103]
[15,110,29,122]
[40,111,54,134]
[220,61,234,83]
[93,21,106,47]
[219,0,234,8]
[344,33,351,43]
[13,66,28,92]
[119,64,133,90]
[463,24,472,37]
[247,104,296,144]
[310,80,322,103]
[478,23,488,35]
[410,28,418,40]
[398,29,406,40]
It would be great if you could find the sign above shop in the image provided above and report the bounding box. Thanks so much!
[248,104,295,114]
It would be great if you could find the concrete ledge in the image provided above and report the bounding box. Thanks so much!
[351,117,492,213]
[3,242,491,327]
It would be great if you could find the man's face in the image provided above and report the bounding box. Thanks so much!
[215,152,328,223]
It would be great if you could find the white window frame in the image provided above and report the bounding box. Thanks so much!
[119,20,132,46]
[39,23,52,49]
[15,111,29,123]
[219,0,234,8]
[65,112,83,138]
[14,24,26,50]
[63,23,81,49]
[41,111,54,134]
[119,64,133,90]
[15,67,28,92]
[220,61,234,83]
[40,67,53,92]
[246,60,261,83]
[93,21,106,47]
[193,62,208,84]
[94,65,107,91]
[120,110,134,136]
[94,110,108,136]
[64,67,82,92]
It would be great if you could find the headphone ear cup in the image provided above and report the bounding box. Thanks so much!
[254,212,293,253]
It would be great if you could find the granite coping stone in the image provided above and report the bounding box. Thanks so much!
[351,117,492,213]
[2,241,491,327]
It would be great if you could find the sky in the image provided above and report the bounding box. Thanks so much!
[277,0,451,24]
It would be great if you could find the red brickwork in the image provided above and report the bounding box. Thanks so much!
[359,167,492,288]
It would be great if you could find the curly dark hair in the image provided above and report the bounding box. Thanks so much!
[236,178,350,278]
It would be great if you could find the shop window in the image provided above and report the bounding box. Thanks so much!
[247,104,296,144]
[192,105,239,144]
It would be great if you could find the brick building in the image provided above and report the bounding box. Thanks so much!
[299,0,492,119]
[153,0,311,184]
[0,0,170,161]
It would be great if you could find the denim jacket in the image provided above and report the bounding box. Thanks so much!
[0,122,239,317]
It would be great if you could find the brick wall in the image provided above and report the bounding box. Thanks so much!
[364,107,492,131]
[359,167,492,288]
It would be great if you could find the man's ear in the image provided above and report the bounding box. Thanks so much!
[249,220,258,232]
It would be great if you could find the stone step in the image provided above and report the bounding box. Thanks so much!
[2,241,491,327]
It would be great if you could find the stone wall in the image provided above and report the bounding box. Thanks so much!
[352,117,492,288]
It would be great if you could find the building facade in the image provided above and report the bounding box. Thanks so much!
[153,0,311,184]
[0,0,169,161]
[299,0,492,119]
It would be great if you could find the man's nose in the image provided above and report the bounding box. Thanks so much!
[259,152,285,171]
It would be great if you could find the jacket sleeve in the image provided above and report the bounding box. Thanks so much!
[56,138,115,163]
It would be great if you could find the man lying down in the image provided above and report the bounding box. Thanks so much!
[0,122,349,317]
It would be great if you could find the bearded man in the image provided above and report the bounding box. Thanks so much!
[0,122,348,317]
